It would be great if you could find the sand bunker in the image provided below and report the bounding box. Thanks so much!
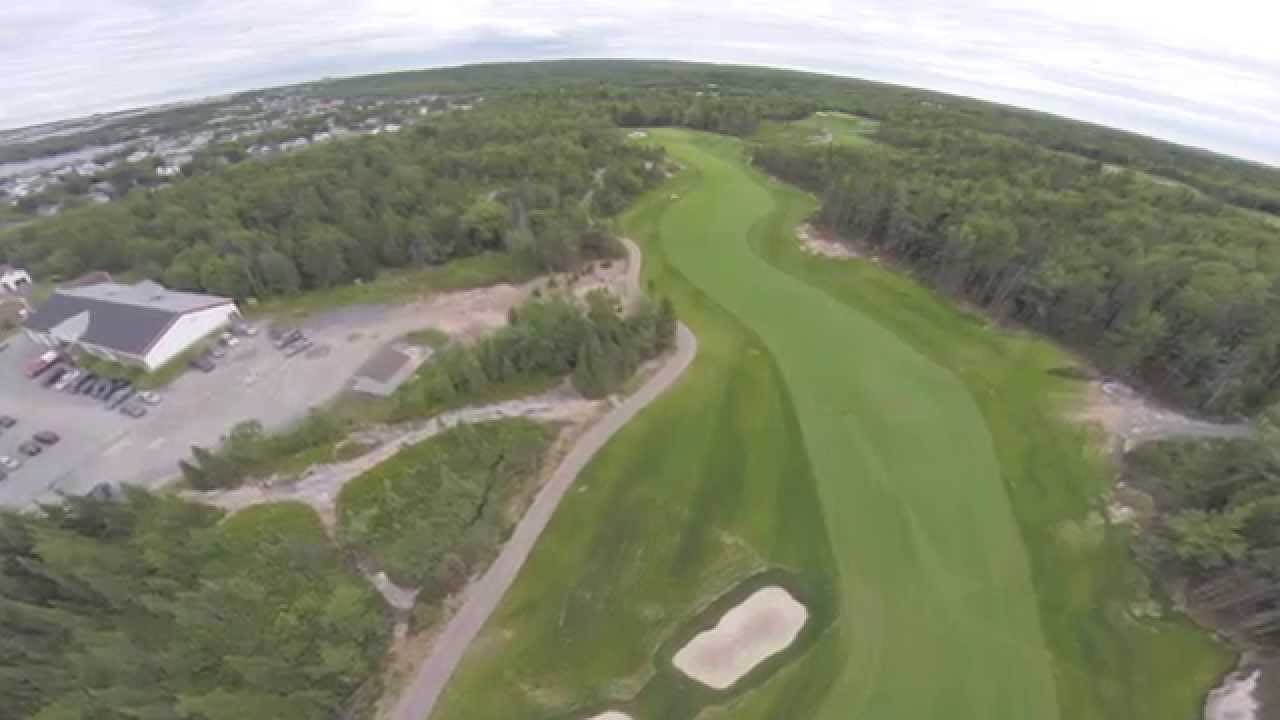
[673,586,807,690]
[586,713,632,720]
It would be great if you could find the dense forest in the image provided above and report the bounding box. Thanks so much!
[1126,432,1280,650]
[754,119,1280,415]
[0,97,666,298]
[0,492,388,720]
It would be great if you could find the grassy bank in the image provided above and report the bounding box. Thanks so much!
[336,419,556,590]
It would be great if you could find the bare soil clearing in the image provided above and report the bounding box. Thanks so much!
[795,223,859,260]
[672,586,808,690]
[1074,379,1251,452]
[1205,667,1260,720]
[587,713,633,720]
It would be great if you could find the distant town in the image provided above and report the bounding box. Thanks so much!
[0,90,480,221]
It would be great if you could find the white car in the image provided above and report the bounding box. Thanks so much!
[137,391,162,405]
[0,456,21,471]
[55,369,80,391]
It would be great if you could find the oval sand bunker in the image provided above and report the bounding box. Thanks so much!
[673,585,808,690]
[586,713,632,720]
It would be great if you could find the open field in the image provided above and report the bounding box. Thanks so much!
[433,129,1227,719]
[754,111,879,148]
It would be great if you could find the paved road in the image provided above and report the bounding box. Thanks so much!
[389,322,696,720]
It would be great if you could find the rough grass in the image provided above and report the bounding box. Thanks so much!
[336,419,556,588]
[432,130,1229,720]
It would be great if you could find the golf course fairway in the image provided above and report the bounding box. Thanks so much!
[432,130,1227,720]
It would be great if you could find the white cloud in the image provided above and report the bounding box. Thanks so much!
[0,0,1277,164]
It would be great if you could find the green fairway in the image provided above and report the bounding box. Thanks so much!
[432,129,1227,720]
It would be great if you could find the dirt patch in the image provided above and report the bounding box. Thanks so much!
[795,223,860,261]
[1206,666,1260,720]
[1072,380,1250,452]
[586,713,632,720]
[672,585,808,690]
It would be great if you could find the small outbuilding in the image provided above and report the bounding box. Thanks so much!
[23,279,238,371]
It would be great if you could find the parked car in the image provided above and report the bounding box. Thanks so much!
[136,391,162,405]
[274,329,303,349]
[102,381,131,404]
[120,404,147,419]
[42,365,68,388]
[74,373,98,394]
[25,351,59,378]
[0,455,22,471]
[284,340,314,358]
[191,356,215,372]
[0,416,16,428]
[54,369,81,392]
[18,441,42,457]
[108,388,135,410]
[219,332,240,348]
[0,468,6,482]
[92,379,116,400]
[232,322,258,337]
[33,431,60,445]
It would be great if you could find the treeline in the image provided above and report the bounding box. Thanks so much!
[0,97,666,298]
[393,289,676,421]
[0,491,388,719]
[1126,432,1280,649]
[755,129,1280,415]
[181,412,348,491]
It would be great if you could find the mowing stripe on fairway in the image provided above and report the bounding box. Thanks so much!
[648,130,1059,720]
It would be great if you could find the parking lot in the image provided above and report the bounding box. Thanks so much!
[0,281,528,508]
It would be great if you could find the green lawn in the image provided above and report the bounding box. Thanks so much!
[432,130,1227,720]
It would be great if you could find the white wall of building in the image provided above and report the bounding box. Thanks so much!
[143,303,238,370]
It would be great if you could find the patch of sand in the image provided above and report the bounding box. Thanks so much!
[795,223,859,260]
[1205,668,1260,720]
[587,713,632,720]
[673,586,808,690]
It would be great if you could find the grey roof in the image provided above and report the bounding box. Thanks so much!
[24,281,231,357]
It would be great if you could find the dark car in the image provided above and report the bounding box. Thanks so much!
[0,468,6,482]
[120,404,147,418]
[0,416,16,428]
[91,379,115,399]
[75,373,98,393]
[102,380,131,403]
[18,441,42,457]
[274,329,304,350]
[41,365,67,387]
[108,388,136,410]
[190,355,215,372]
[33,431,60,445]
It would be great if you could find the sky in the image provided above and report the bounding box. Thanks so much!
[1,0,1278,165]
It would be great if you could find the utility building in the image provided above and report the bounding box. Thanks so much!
[23,279,238,371]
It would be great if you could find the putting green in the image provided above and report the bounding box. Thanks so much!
[432,129,1226,720]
